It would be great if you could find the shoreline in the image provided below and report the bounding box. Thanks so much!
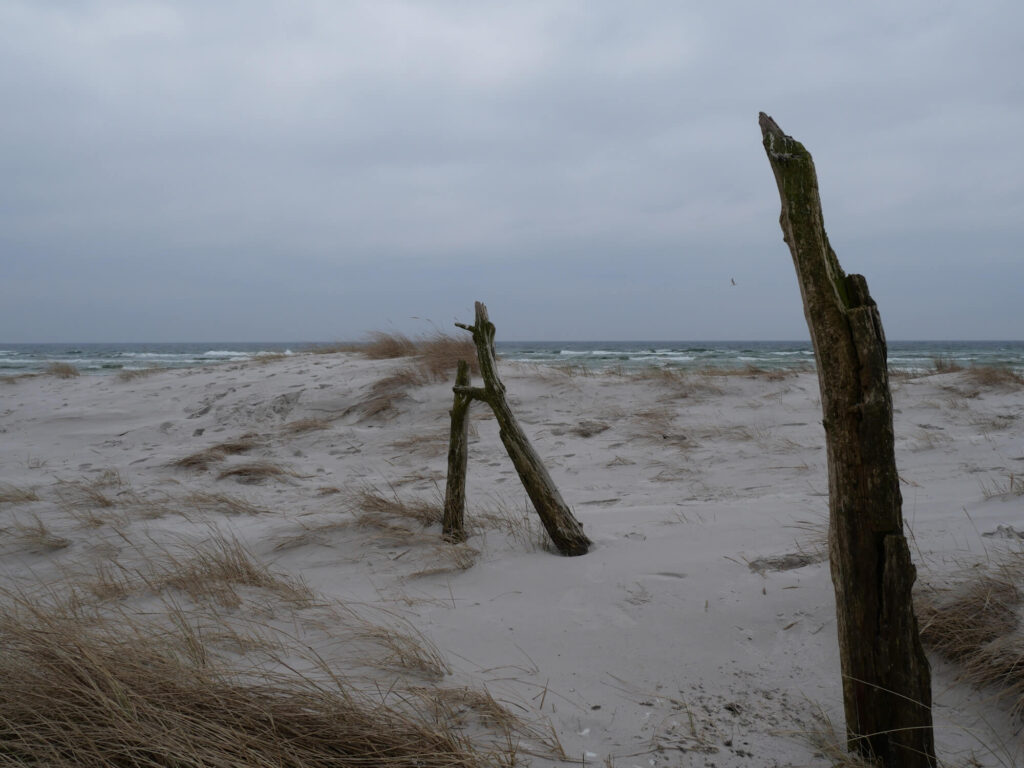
[3,338,1024,378]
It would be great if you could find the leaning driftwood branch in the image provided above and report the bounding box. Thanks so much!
[447,302,591,557]
[759,112,935,768]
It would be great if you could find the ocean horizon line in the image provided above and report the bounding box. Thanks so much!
[3,338,1023,346]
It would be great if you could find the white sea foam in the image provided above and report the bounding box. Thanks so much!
[631,354,694,363]
[121,352,188,359]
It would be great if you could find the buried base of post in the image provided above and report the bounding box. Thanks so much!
[442,301,591,557]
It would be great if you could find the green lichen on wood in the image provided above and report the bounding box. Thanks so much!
[760,115,850,309]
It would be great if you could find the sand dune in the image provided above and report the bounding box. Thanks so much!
[1,353,1022,766]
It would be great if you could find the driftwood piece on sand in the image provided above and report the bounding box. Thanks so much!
[446,301,591,557]
[759,112,935,767]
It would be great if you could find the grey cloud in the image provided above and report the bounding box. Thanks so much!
[1,1,1022,341]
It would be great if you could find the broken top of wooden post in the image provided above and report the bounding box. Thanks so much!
[454,302,505,401]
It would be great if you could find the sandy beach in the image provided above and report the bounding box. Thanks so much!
[1,351,1022,766]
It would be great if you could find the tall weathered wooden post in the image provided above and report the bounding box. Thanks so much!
[759,113,935,767]
[445,301,591,556]
[442,360,472,543]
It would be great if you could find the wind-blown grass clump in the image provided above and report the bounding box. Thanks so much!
[415,332,480,379]
[964,365,1024,389]
[362,331,420,359]
[157,533,314,609]
[917,554,1024,720]
[353,487,444,529]
[217,461,300,484]
[931,355,963,373]
[0,483,40,505]
[171,434,263,472]
[45,362,79,378]
[349,331,480,420]
[117,367,161,382]
[360,331,479,377]
[0,590,499,768]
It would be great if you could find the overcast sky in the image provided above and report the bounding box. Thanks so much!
[2,1,1021,342]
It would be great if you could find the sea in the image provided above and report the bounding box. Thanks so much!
[2,340,1023,377]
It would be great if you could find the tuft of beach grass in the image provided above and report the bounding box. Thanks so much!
[0,482,40,505]
[917,553,1024,720]
[117,367,161,382]
[144,529,315,610]
[217,460,301,484]
[0,587,502,768]
[963,365,1024,389]
[45,362,80,378]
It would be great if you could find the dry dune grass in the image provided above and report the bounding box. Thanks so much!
[349,331,480,421]
[356,367,427,420]
[932,356,964,374]
[0,482,40,504]
[917,554,1024,720]
[964,365,1024,389]
[0,589,502,768]
[217,460,302,484]
[8,516,71,553]
[212,433,265,455]
[631,407,690,449]
[359,330,478,372]
[184,490,272,516]
[44,362,80,378]
[334,488,549,554]
[354,333,480,421]
[697,364,808,380]
[172,433,263,471]
[117,367,161,382]
[409,542,480,579]
[282,416,334,434]
[631,367,725,398]
[390,432,450,457]
[171,446,227,471]
[411,685,567,762]
[361,330,420,359]
[343,604,453,679]
[416,332,481,379]
[157,533,314,609]
[800,710,880,767]
[3,373,42,384]
[471,500,550,552]
[353,487,444,529]
[54,478,116,509]
[980,473,1024,499]
[269,493,442,554]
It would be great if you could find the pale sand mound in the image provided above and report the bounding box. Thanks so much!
[1,354,1022,766]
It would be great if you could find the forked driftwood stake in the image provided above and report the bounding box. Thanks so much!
[442,360,471,543]
[759,112,935,767]
[444,301,591,556]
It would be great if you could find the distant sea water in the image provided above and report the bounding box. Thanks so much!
[2,340,1023,377]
